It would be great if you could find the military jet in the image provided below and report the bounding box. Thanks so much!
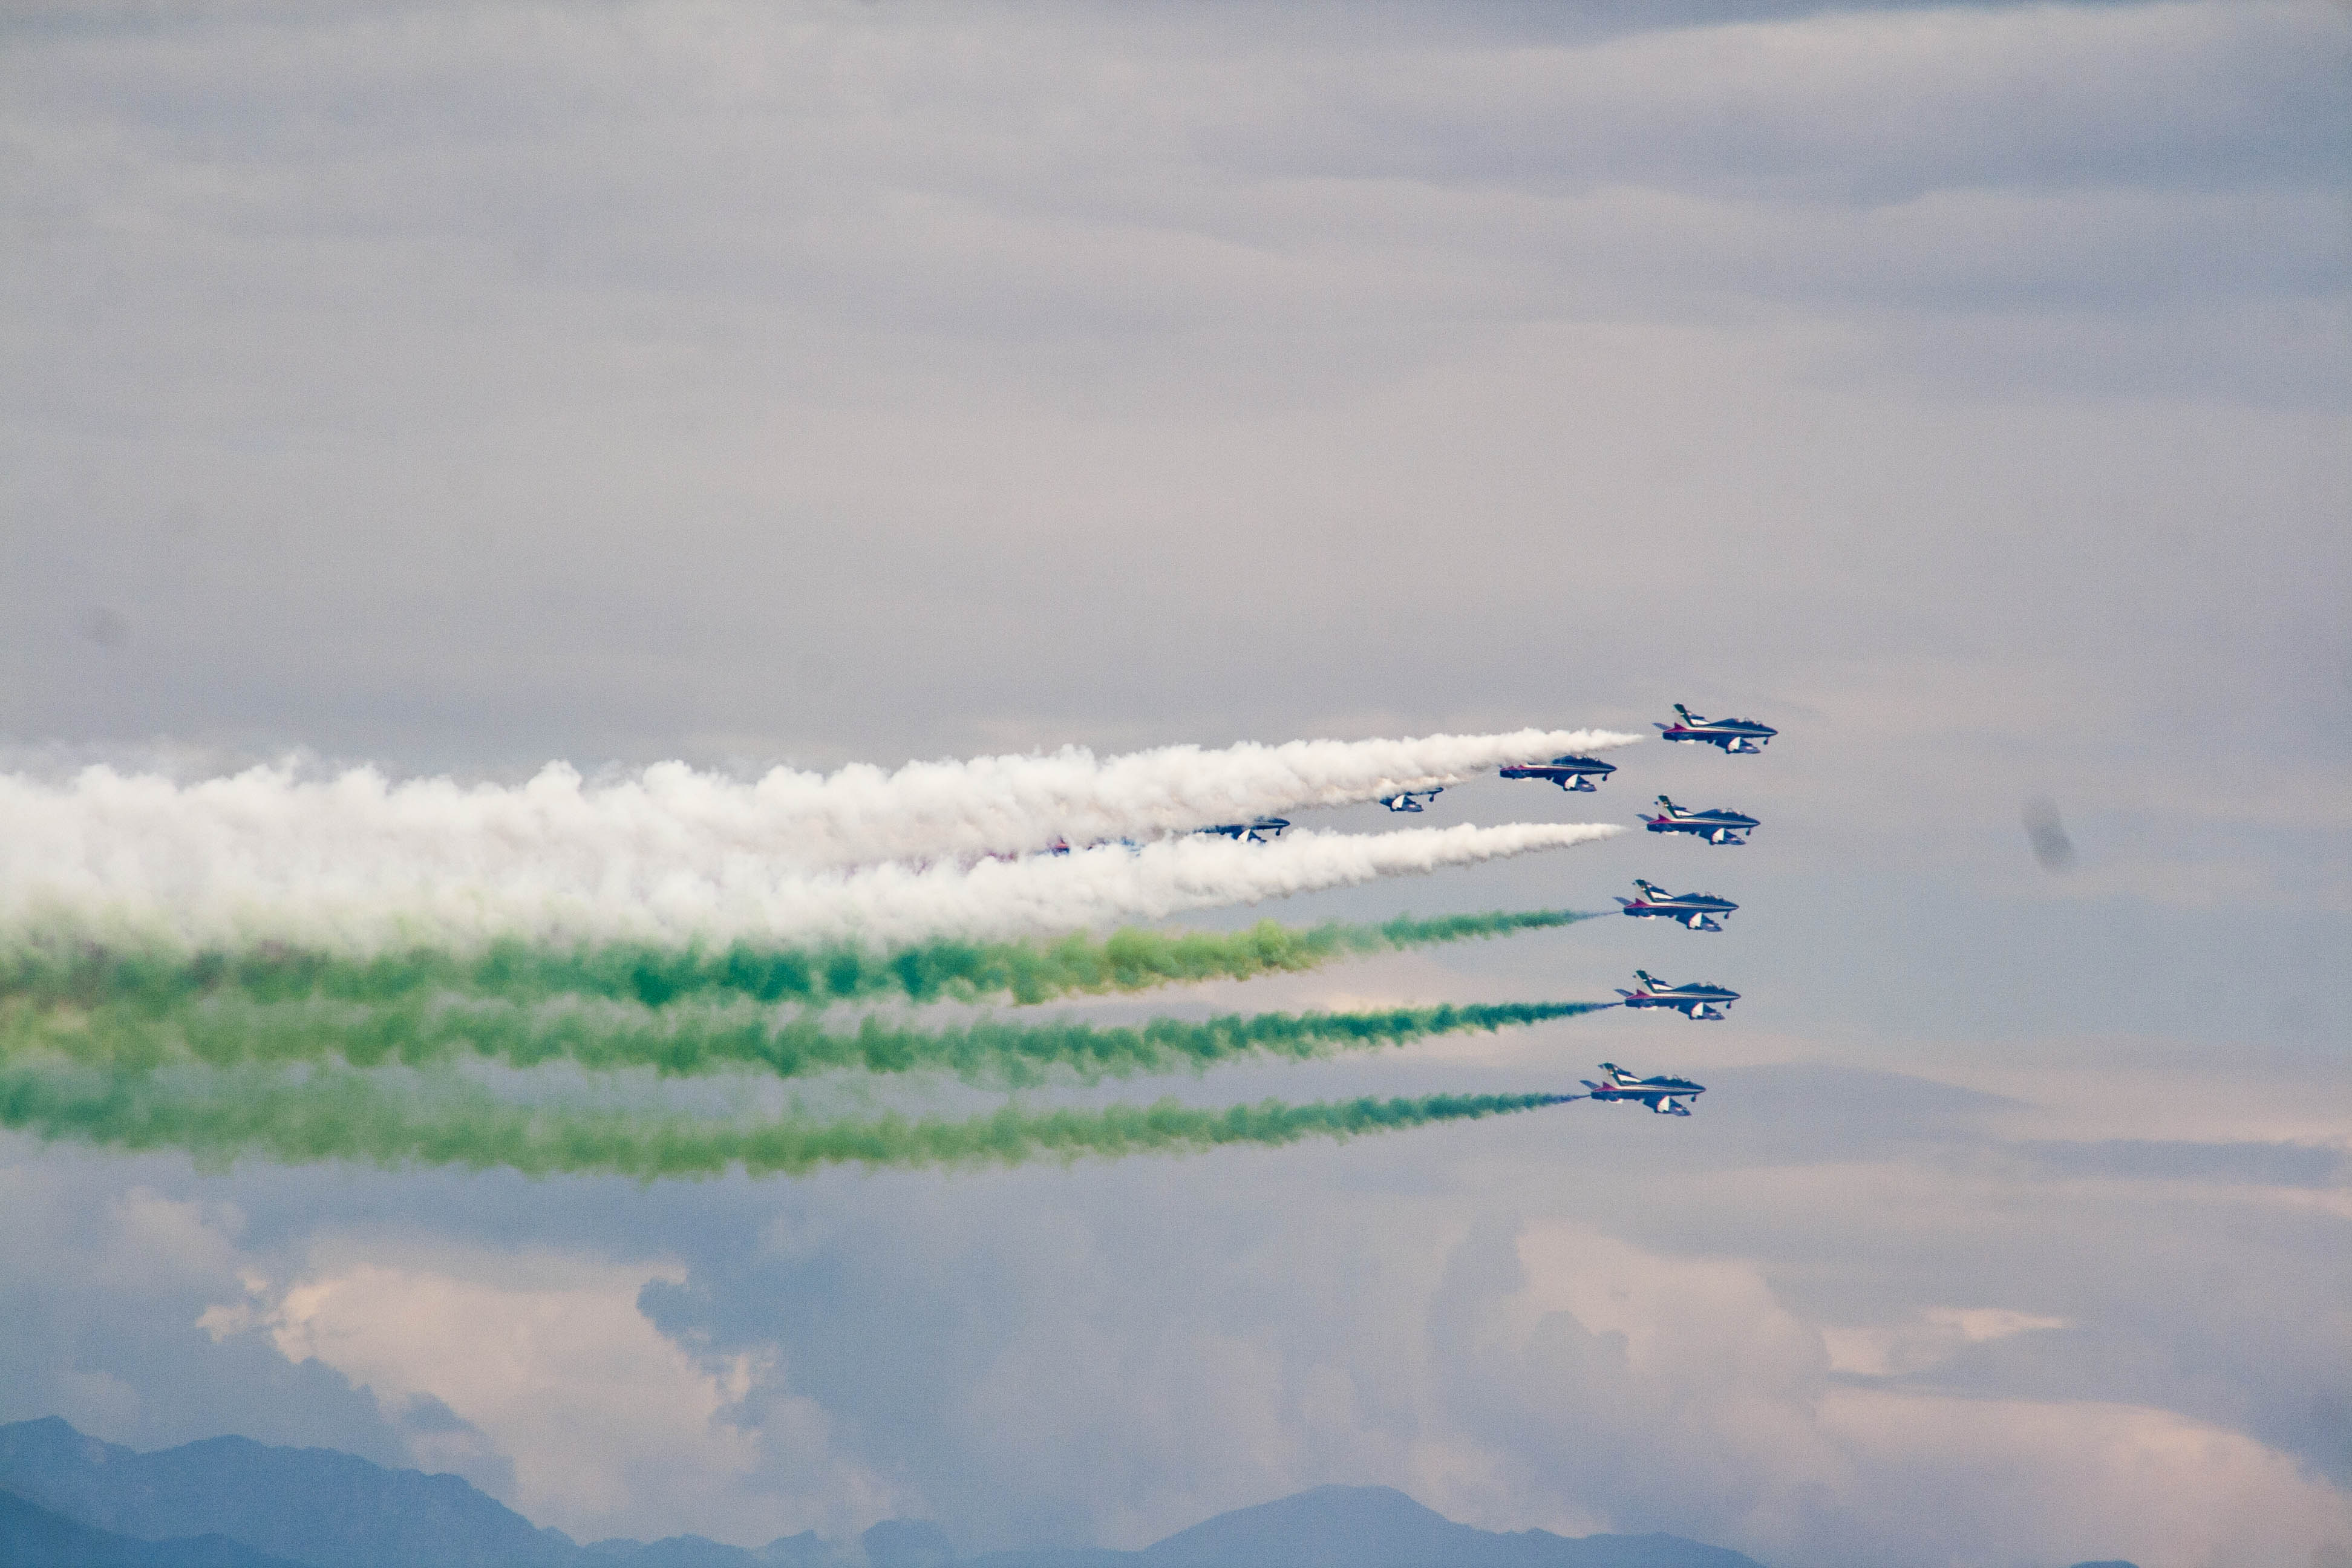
[1656,704,1776,754]
[1642,795,1757,846]
[1498,754,1616,792]
[1616,879,1738,931]
[1616,970,1740,1021]
[1198,817,1291,843]
[1377,788,1443,813]
[1569,1062,1707,1116]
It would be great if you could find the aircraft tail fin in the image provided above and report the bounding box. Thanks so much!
[1674,704,1697,723]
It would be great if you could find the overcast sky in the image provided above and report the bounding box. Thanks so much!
[2,2,2348,1566]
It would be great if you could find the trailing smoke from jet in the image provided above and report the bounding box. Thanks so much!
[4,996,1610,1085]
[0,819,1623,953]
[0,728,1630,1179]
[4,909,1606,1014]
[0,1063,1576,1177]
[0,725,1636,909]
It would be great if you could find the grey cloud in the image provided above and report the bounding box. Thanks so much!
[2005,1138,2350,1189]
[7,1012,2351,1559]
[1192,4,2347,203]
[0,1159,408,1466]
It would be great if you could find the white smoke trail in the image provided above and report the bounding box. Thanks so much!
[0,727,1635,892]
[0,800,1622,951]
[764,728,1640,863]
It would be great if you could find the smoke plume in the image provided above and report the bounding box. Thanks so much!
[2,909,1604,1013]
[3,996,1609,1085]
[0,820,1622,952]
[0,1063,1575,1177]
[1,725,1633,886]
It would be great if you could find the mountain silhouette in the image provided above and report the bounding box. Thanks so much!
[1,1486,309,1567]
[967,1486,1765,1568]
[0,1417,575,1568]
[1,1414,2127,1568]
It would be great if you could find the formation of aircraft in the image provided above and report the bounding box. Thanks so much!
[1499,754,1617,792]
[1161,708,1774,1116]
[1641,795,1757,846]
[1656,704,1777,754]
[1616,970,1740,1021]
[1523,707,1763,1119]
[1570,1063,1707,1116]
[1197,817,1291,843]
[1377,788,1444,812]
[1616,878,1737,931]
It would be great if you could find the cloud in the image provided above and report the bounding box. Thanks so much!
[10,1064,2352,1566]
[2007,1138,2351,1191]
[1429,1221,2352,1567]
[1195,2,2347,204]
[1816,1389,2352,1568]
[1820,1304,2068,1378]
[0,1159,405,1462]
[220,1240,889,1544]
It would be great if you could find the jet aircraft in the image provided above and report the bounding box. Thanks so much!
[1616,970,1740,1021]
[1198,817,1291,843]
[1616,879,1738,931]
[1570,1062,1707,1116]
[1498,754,1616,792]
[1656,704,1777,753]
[1641,796,1757,845]
[1377,788,1443,813]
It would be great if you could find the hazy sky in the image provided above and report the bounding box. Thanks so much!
[2,3,2348,1567]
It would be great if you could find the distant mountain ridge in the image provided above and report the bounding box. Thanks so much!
[0,1417,578,1568]
[968,1486,1766,1568]
[0,1486,309,1567]
[25,1413,2158,1568]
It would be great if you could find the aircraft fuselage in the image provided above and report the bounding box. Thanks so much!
[1618,887,1738,930]
[1500,755,1616,792]
[1199,817,1291,843]
[1377,788,1443,812]
[1617,972,1740,1020]
[1579,1065,1707,1114]
[1642,798,1758,846]
[1656,708,1777,753]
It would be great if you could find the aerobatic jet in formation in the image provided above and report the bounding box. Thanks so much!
[1571,1063,1707,1116]
[1656,704,1776,753]
[1642,796,1757,846]
[1499,754,1616,792]
[1616,970,1740,1021]
[1198,817,1291,843]
[1616,879,1738,931]
[1377,788,1443,813]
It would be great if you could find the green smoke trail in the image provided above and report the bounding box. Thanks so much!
[3,997,1610,1086]
[0,1063,1573,1178]
[0,909,1601,1014]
